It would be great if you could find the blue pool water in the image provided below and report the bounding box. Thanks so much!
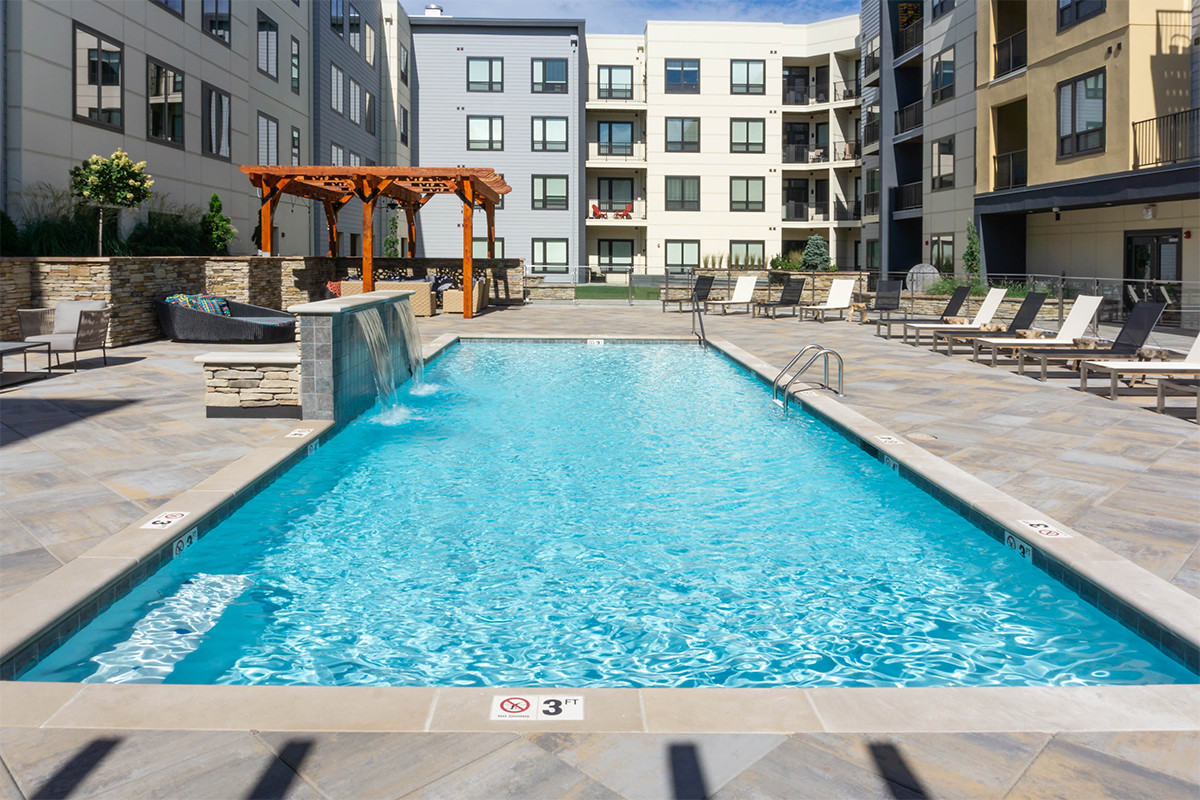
[24,343,1196,687]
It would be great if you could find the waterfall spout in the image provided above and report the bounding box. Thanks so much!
[395,300,425,387]
[353,306,399,409]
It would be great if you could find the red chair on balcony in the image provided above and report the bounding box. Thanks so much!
[614,203,632,219]
[591,204,607,219]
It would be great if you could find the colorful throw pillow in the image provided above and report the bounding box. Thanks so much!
[192,295,232,316]
[326,280,342,297]
[165,293,192,307]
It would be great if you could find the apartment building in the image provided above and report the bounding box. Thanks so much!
[860,0,977,277]
[585,18,862,278]
[1,0,313,254]
[973,0,1198,327]
[409,11,587,276]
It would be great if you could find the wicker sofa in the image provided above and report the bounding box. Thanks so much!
[443,279,489,315]
[154,297,296,344]
[338,281,435,316]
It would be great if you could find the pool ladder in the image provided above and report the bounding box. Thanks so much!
[689,288,708,350]
[772,345,844,411]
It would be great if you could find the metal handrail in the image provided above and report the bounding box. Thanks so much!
[690,289,707,349]
[772,345,844,408]
[772,345,824,402]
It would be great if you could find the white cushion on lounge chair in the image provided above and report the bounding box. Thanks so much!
[799,278,855,320]
[704,275,758,313]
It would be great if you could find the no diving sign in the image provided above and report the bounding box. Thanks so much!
[490,695,584,721]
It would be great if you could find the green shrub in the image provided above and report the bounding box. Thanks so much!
[126,205,206,256]
[800,233,834,271]
[201,194,237,255]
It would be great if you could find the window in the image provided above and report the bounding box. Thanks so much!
[730,59,765,94]
[467,116,503,150]
[400,106,409,145]
[665,58,699,93]
[257,113,278,164]
[598,177,633,212]
[202,0,230,44]
[665,117,700,152]
[532,238,568,266]
[532,117,568,151]
[365,91,375,135]
[729,240,764,266]
[330,142,345,165]
[532,176,568,210]
[665,240,700,271]
[365,24,375,67]
[1058,68,1105,157]
[665,176,700,211]
[598,121,633,156]
[931,48,954,105]
[931,234,954,272]
[598,240,634,271]
[74,23,123,130]
[932,136,954,189]
[331,0,343,37]
[730,177,765,212]
[865,240,880,269]
[532,58,568,93]
[151,0,183,17]
[468,57,503,92]
[598,65,633,99]
[290,37,301,94]
[201,83,230,158]
[291,127,301,165]
[349,151,361,167]
[348,4,361,52]
[399,44,409,84]
[931,0,955,20]
[1058,0,1105,31]
[257,12,278,79]
[331,64,344,113]
[142,61,184,150]
[349,78,362,124]
[473,238,504,258]
[730,118,764,153]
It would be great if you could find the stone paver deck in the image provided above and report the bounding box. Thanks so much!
[1,302,1197,799]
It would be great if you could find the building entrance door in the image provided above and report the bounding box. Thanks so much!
[1124,230,1182,325]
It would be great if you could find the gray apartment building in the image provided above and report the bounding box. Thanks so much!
[409,10,587,277]
[861,0,976,277]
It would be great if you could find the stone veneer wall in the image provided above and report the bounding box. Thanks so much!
[908,295,1075,324]
[199,353,301,418]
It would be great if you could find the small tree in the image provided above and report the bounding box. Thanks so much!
[69,149,153,255]
[800,233,833,271]
[963,219,981,280]
[201,193,237,255]
[383,211,400,257]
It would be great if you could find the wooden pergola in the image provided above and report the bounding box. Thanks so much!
[239,166,510,318]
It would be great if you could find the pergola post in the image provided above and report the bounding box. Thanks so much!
[362,196,377,292]
[255,176,290,256]
[461,178,474,320]
[322,199,341,258]
[485,201,496,258]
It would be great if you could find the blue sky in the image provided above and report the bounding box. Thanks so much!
[407,0,861,34]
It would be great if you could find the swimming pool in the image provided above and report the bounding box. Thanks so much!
[22,342,1197,687]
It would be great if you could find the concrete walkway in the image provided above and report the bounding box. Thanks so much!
[1,302,1197,799]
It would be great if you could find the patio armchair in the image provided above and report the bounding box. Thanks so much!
[613,204,633,219]
[18,300,111,371]
[591,204,607,219]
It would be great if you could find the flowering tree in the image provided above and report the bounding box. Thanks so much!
[69,149,154,255]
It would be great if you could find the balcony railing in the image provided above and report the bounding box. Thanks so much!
[783,144,829,164]
[896,22,923,57]
[894,100,923,135]
[994,30,1027,79]
[994,149,1027,190]
[588,141,647,162]
[834,200,861,221]
[1133,107,1200,168]
[833,140,861,161]
[833,81,861,101]
[894,182,922,211]
[587,199,647,220]
[863,118,880,146]
[782,201,829,222]
[863,190,880,216]
[864,49,880,77]
[587,82,645,103]
[783,82,831,105]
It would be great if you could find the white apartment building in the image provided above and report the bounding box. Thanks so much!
[584,17,861,278]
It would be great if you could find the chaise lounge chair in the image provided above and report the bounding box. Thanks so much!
[704,275,758,315]
[663,274,714,312]
[972,295,1103,366]
[18,300,111,371]
[933,292,1047,355]
[752,275,807,318]
[1017,300,1166,381]
[902,287,1007,346]
[799,278,856,322]
[1156,377,1199,418]
[877,285,970,339]
[1079,333,1200,400]
[154,295,296,344]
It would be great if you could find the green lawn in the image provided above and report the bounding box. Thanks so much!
[575,285,661,301]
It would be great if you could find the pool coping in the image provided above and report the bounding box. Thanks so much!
[0,333,1197,735]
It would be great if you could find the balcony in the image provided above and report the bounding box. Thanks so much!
[586,199,647,222]
[895,22,923,59]
[994,30,1027,79]
[863,119,880,147]
[782,201,829,222]
[834,200,861,221]
[783,144,829,164]
[587,82,645,104]
[863,191,880,217]
[994,149,1027,190]
[833,81,861,101]
[863,49,880,86]
[587,140,647,163]
[1133,108,1200,169]
[833,140,861,162]
[783,81,830,106]
[894,182,922,212]
[894,101,923,135]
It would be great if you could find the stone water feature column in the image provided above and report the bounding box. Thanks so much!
[289,291,416,422]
